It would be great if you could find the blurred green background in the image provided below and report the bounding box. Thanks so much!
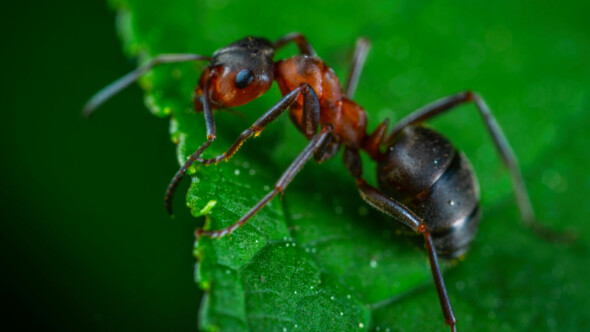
[1,0,200,330]
[1,0,589,331]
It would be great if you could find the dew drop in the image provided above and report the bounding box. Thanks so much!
[359,322,364,328]
[347,294,351,299]
[234,169,240,175]
[249,169,256,175]
[370,260,378,268]
[448,200,456,206]
[264,185,270,191]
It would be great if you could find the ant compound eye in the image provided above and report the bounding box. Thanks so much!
[235,69,254,89]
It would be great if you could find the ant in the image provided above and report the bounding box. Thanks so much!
[83,33,571,332]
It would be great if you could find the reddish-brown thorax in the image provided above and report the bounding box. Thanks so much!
[274,56,370,151]
[193,37,386,161]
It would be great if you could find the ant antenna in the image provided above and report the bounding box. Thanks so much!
[82,54,211,118]
[345,37,370,99]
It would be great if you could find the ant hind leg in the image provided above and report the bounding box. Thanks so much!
[342,146,457,330]
[355,178,457,332]
[386,91,574,243]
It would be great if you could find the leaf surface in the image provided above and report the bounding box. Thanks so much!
[113,0,590,330]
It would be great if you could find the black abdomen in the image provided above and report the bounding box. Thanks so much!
[377,126,481,258]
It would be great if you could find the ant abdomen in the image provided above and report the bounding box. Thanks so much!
[378,125,481,258]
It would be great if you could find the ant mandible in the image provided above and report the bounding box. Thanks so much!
[83,33,570,332]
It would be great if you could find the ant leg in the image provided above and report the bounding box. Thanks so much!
[273,32,316,56]
[344,149,456,331]
[313,131,338,163]
[197,83,321,166]
[342,147,457,332]
[344,37,371,99]
[386,91,572,242]
[355,178,457,332]
[82,53,210,117]
[361,119,390,160]
[167,83,321,214]
[165,77,216,215]
[196,126,333,238]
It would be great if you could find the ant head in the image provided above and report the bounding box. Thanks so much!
[194,37,275,110]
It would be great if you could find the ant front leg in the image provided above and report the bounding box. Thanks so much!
[195,84,322,238]
[195,83,321,166]
[164,77,217,215]
[386,91,573,242]
[167,84,319,214]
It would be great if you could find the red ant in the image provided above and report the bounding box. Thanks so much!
[83,33,571,332]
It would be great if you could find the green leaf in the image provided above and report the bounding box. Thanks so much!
[112,0,590,331]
